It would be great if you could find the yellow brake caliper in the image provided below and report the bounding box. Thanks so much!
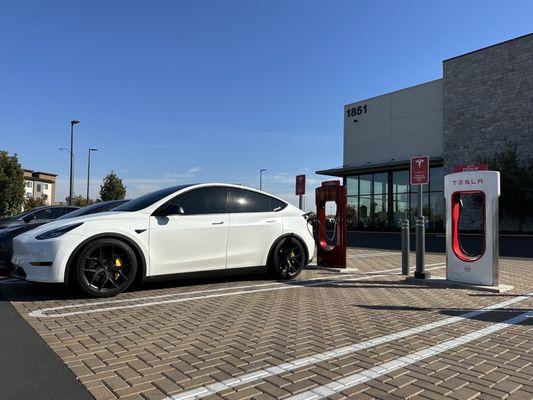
[114,258,122,280]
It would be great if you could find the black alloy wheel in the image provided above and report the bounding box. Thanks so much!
[271,237,306,280]
[76,238,137,297]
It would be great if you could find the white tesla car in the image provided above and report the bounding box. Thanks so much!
[11,184,315,297]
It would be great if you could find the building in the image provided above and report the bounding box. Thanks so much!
[23,169,57,205]
[317,33,533,233]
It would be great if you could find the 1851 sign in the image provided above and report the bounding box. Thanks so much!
[345,104,367,123]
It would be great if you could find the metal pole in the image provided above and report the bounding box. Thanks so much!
[415,184,430,279]
[401,218,410,275]
[69,123,74,205]
[86,148,91,204]
[298,195,303,210]
[259,168,266,190]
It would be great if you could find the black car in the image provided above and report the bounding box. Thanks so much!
[0,205,79,230]
[0,200,128,272]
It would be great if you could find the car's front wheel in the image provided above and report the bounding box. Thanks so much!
[270,237,306,280]
[76,238,137,297]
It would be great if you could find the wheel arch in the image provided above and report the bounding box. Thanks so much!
[64,233,147,288]
[266,232,310,269]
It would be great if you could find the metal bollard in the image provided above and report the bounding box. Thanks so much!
[401,219,410,275]
[415,216,431,279]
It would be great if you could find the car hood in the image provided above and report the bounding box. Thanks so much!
[0,219,23,229]
[21,211,145,238]
[0,222,49,238]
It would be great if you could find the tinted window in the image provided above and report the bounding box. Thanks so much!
[58,201,127,219]
[161,187,228,215]
[31,209,52,220]
[229,188,285,213]
[114,185,193,212]
[270,197,287,211]
[49,208,65,219]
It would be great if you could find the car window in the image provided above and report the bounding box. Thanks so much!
[31,209,52,220]
[49,208,65,219]
[114,185,192,212]
[270,197,288,211]
[229,188,285,213]
[163,187,228,215]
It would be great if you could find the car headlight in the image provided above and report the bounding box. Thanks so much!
[35,223,84,240]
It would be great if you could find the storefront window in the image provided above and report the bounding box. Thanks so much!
[393,170,409,193]
[429,192,445,231]
[345,166,444,232]
[347,196,358,230]
[373,173,388,228]
[359,174,372,195]
[430,167,444,192]
[347,176,359,196]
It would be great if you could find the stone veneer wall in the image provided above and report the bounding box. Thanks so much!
[443,34,533,174]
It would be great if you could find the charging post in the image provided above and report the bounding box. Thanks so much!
[411,156,431,279]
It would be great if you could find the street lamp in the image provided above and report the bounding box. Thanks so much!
[259,169,266,191]
[86,148,98,204]
[69,120,80,205]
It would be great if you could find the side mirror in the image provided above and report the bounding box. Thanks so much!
[154,204,184,217]
[23,215,35,223]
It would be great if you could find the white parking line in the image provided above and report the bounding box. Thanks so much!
[288,311,533,400]
[28,263,446,318]
[166,290,533,400]
[26,271,373,317]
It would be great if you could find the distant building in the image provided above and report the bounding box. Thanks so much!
[23,169,57,205]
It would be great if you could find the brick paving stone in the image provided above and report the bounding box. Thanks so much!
[1,249,532,399]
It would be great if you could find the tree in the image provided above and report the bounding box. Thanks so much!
[65,195,95,207]
[100,171,126,201]
[23,195,48,210]
[478,141,533,232]
[0,151,25,217]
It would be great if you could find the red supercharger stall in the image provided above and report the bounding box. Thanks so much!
[315,180,347,268]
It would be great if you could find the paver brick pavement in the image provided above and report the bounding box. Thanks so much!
[0,248,532,399]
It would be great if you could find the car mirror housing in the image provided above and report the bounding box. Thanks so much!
[153,205,184,217]
[23,215,35,223]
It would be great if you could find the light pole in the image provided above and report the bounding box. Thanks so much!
[259,169,266,191]
[86,148,98,204]
[69,120,80,205]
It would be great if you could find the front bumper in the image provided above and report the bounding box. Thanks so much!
[11,235,80,283]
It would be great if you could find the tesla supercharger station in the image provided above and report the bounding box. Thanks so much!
[315,181,347,268]
[444,170,500,286]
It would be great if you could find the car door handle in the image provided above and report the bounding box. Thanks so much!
[211,221,224,225]
[266,220,276,223]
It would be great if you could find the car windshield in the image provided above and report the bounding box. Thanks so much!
[57,200,128,220]
[5,209,39,220]
[112,185,193,212]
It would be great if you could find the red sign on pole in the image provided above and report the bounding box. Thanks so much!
[295,175,306,195]
[454,163,489,172]
[410,156,430,185]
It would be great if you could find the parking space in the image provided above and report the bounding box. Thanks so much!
[1,248,532,400]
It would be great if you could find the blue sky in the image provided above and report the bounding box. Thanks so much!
[1,1,532,208]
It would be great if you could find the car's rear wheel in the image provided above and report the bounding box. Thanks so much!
[76,238,137,297]
[270,237,306,280]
